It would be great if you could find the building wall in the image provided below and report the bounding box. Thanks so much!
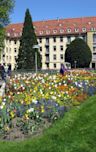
[1,34,90,70]
[87,32,96,69]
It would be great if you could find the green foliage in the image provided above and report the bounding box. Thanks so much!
[16,9,42,70]
[65,38,92,68]
[0,95,96,151]
[0,0,14,26]
[0,0,14,52]
[0,26,5,51]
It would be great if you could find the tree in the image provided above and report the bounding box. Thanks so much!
[65,38,92,68]
[16,9,42,70]
[0,0,14,52]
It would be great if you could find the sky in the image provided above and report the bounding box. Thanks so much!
[10,0,96,23]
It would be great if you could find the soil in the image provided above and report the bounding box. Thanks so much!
[1,117,52,141]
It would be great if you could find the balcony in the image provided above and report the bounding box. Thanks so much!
[45,57,50,63]
[92,54,96,60]
[45,51,49,55]
[93,42,96,47]
[45,41,49,46]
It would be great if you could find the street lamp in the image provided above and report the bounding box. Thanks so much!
[33,45,40,73]
[74,60,77,68]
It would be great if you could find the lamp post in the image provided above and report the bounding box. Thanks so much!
[33,45,40,73]
[74,60,77,68]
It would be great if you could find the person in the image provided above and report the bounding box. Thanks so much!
[60,63,65,75]
[0,64,6,81]
[7,63,12,77]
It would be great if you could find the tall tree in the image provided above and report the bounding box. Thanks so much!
[0,0,14,52]
[16,9,42,70]
[65,38,92,68]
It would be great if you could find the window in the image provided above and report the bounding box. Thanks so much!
[75,28,79,32]
[54,63,56,68]
[91,27,95,31]
[46,30,50,34]
[53,37,56,42]
[93,47,96,52]
[60,36,63,42]
[2,54,5,58]
[46,56,49,62]
[60,45,63,51]
[6,47,8,53]
[14,56,17,60]
[46,38,49,43]
[46,47,49,53]
[60,54,63,60]
[9,56,11,62]
[14,33,17,37]
[9,48,11,53]
[7,33,10,36]
[39,31,43,35]
[14,48,17,53]
[93,34,96,43]
[53,30,57,34]
[6,56,8,61]
[53,46,56,51]
[60,29,64,33]
[46,63,49,68]
[82,28,86,32]
[40,47,42,51]
[14,40,17,44]
[9,40,11,44]
[67,36,71,43]
[53,54,56,60]
[67,28,71,33]
[39,38,42,43]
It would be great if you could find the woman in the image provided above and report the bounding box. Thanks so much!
[60,64,65,75]
[7,63,12,77]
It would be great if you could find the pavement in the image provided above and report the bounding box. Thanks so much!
[0,80,6,97]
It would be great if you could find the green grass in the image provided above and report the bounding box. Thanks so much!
[0,95,96,152]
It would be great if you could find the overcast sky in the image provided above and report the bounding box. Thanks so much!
[10,0,96,23]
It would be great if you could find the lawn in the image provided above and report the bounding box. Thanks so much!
[0,95,96,152]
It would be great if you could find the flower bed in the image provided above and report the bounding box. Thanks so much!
[0,70,96,140]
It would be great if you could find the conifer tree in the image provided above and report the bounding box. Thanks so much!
[16,9,42,70]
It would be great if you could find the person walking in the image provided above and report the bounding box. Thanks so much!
[0,64,6,81]
[7,63,12,77]
[60,64,66,75]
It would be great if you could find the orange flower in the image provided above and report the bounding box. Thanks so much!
[73,93,87,102]
[58,85,68,91]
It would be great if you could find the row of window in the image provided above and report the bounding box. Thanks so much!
[39,35,85,43]
[5,47,17,53]
[45,63,59,69]
[40,45,64,52]
[2,55,17,61]
[53,54,64,60]
[39,37,68,43]
[45,54,64,61]
[39,27,96,35]
[6,35,86,46]
[6,39,18,45]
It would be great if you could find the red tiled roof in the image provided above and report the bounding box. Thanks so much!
[6,16,96,38]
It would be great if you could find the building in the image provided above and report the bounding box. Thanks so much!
[1,16,96,70]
